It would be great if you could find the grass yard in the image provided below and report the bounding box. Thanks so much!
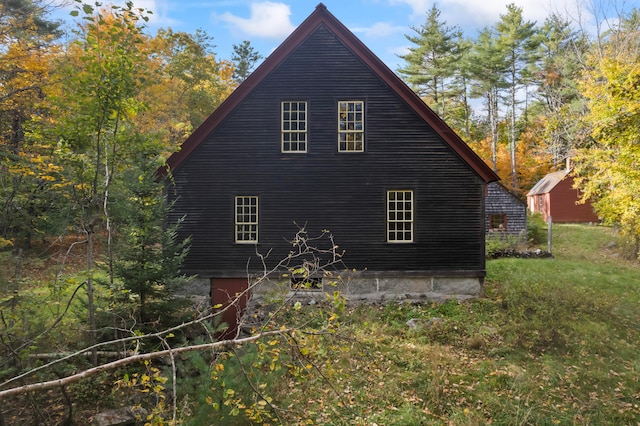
[206,224,639,425]
[2,224,639,425]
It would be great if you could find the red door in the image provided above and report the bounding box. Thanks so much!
[211,278,249,339]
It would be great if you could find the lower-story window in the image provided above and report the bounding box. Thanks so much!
[235,196,258,243]
[387,190,413,243]
[489,213,507,231]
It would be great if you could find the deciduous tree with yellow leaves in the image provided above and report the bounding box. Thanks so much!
[573,9,640,257]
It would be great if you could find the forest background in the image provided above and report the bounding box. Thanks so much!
[0,0,639,422]
[3,0,640,260]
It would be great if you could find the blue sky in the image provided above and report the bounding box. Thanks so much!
[58,0,626,71]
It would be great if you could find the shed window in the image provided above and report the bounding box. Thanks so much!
[235,196,258,243]
[338,100,364,152]
[489,214,507,231]
[387,190,413,243]
[282,101,307,152]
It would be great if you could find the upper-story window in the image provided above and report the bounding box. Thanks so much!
[338,100,364,152]
[235,196,258,243]
[387,190,413,243]
[282,101,307,152]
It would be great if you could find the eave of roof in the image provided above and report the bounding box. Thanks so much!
[156,3,499,184]
[489,181,526,206]
[527,169,571,196]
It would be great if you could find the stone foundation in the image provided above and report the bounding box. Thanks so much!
[181,273,483,307]
[246,274,481,305]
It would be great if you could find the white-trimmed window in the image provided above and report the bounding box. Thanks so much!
[282,101,307,152]
[338,100,364,152]
[387,190,413,243]
[235,196,258,243]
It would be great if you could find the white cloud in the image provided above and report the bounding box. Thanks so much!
[387,0,430,18]
[442,0,553,27]
[136,0,180,26]
[389,0,592,32]
[218,2,296,39]
[73,0,179,27]
[352,22,406,38]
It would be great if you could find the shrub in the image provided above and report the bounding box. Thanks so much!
[527,212,547,245]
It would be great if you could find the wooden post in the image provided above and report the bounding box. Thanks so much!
[547,215,552,254]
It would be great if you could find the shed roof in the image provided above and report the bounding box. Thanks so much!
[489,181,526,206]
[527,170,571,196]
[157,3,499,183]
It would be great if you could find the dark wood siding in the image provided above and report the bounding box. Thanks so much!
[167,25,486,276]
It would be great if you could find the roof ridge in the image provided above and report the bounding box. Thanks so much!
[157,4,498,184]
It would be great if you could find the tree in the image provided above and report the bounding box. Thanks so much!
[0,228,350,425]
[230,40,263,85]
[573,9,640,257]
[0,0,63,248]
[495,3,539,190]
[533,13,589,168]
[132,28,234,152]
[398,5,462,120]
[112,140,191,324]
[468,27,508,172]
[54,0,153,363]
[153,28,235,130]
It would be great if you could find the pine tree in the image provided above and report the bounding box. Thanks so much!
[231,40,263,85]
[397,5,462,120]
[495,3,539,190]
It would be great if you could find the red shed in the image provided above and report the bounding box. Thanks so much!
[526,169,598,223]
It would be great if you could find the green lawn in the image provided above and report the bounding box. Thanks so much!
[207,224,640,425]
[3,224,639,425]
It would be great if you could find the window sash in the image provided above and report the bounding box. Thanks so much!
[387,190,413,242]
[489,214,507,231]
[235,196,258,243]
[282,101,307,153]
[338,101,364,152]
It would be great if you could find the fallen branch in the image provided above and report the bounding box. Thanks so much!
[27,351,135,360]
[0,329,291,399]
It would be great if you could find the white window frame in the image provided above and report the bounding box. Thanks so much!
[387,190,413,243]
[235,196,258,243]
[338,100,364,152]
[282,101,307,153]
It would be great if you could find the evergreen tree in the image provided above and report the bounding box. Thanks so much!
[495,3,539,189]
[468,27,508,172]
[231,40,263,84]
[113,142,191,325]
[398,5,462,120]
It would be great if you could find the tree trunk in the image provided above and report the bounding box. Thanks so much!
[86,227,97,366]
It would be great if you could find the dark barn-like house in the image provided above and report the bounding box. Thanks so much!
[158,4,499,316]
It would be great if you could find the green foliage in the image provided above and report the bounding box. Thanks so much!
[526,211,547,245]
[573,12,640,258]
[114,361,171,424]
[230,40,263,85]
[112,146,192,325]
